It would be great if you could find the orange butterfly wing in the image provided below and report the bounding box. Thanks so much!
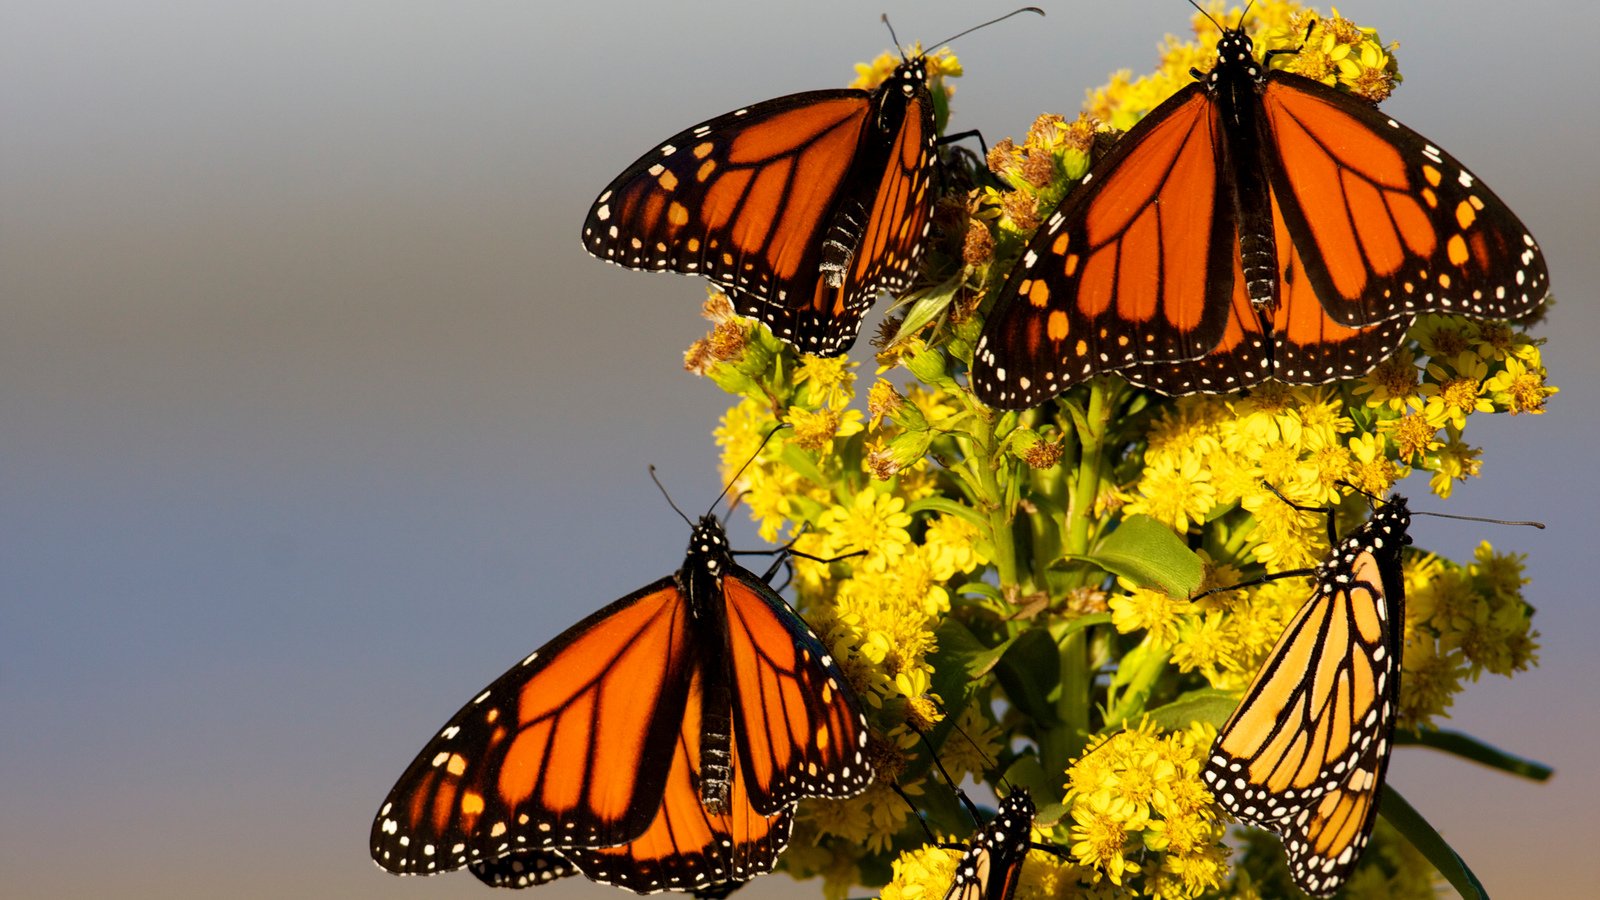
[372,516,873,889]
[973,86,1242,406]
[471,667,793,896]
[370,580,695,873]
[723,566,873,814]
[583,59,938,356]
[1122,181,1408,393]
[1259,74,1547,327]
[814,89,937,329]
[1202,499,1410,897]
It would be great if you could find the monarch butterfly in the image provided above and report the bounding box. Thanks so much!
[972,13,1549,408]
[1201,494,1412,896]
[582,10,1042,357]
[894,722,1068,900]
[370,499,872,895]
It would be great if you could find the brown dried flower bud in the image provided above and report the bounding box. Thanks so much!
[963,220,994,265]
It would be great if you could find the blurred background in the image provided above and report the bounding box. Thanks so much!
[2,1,1594,897]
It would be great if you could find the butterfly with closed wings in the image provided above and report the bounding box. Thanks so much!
[1201,494,1411,896]
[371,457,872,896]
[583,10,1041,357]
[973,9,1548,407]
[1200,489,1540,896]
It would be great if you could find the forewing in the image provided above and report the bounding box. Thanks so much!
[371,580,695,873]
[787,89,937,355]
[722,565,872,814]
[1261,72,1548,327]
[973,86,1237,408]
[582,91,872,334]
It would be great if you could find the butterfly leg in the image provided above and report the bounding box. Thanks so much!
[937,129,988,160]
[1260,481,1340,545]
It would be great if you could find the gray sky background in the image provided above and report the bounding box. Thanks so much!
[3,2,1596,898]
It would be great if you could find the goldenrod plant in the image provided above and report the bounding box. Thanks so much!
[687,4,1553,897]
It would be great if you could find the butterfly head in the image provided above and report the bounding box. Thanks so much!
[1371,494,1413,549]
[995,786,1035,822]
[892,54,930,97]
[1205,26,1262,83]
[686,514,732,579]
[977,787,1036,854]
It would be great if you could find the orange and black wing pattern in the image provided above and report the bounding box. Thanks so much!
[940,789,1038,900]
[1202,497,1412,897]
[973,23,1547,408]
[1258,73,1546,329]
[722,565,873,814]
[974,84,1239,406]
[470,669,792,897]
[370,579,695,873]
[1121,181,1410,394]
[583,56,938,356]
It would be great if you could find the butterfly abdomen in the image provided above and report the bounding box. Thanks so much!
[818,198,866,287]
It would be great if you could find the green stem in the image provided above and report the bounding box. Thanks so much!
[954,392,1021,590]
[977,432,1019,589]
[1065,379,1117,558]
[1105,643,1172,727]
[1040,623,1090,783]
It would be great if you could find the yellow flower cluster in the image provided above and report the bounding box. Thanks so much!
[1394,315,1557,497]
[1123,385,1374,570]
[1057,721,1229,896]
[1399,544,1539,730]
[711,363,995,858]
[982,113,1097,236]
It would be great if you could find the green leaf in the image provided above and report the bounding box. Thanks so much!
[1060,514,1204,596]
[1000,753,1063,806]
[930,617,997,681]
[954,581,1005,603]
[993,628,1061,727]
[1032,801,1070,828]
[1380,783,1491,900]
[1142,688,1240,731]
[907,496,988,528]
[890,272,964,346]
[1056,612,1111,641]
[778,443,829,488]
[1393,728,1553,781]
[1103,642,1170,725]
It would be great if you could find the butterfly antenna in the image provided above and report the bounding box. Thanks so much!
[886,781,944,845]
[903,719,985,827]
[649,464,695,528]
[1188,0,1223,32]
[880,14,905,60]
[706,423,792,516]
[927,7,1044,49]
[1411,510,1546,529]
[1330,480,1544,530]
